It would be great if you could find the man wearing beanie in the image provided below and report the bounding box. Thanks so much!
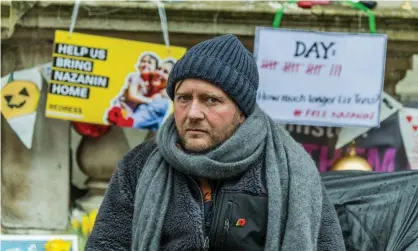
[86,34,346,251]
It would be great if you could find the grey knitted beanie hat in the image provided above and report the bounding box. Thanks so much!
[166,34,259,116]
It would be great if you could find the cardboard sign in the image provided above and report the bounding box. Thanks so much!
[286,112,409,172]
[45,30,186,130]
[336,92,403,149]
[399,107,418,170]
[0,235,78,251]
[254,27,387,127]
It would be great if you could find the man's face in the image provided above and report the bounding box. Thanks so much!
[174,79,245,153]
[152,62,173,87]
[138,55,157,81]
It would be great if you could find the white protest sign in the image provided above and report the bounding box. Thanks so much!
[399,107,418,170]
[254,27,387,127]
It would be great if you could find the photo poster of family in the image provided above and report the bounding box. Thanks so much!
[106,51,183,130]
[46,30,187,131]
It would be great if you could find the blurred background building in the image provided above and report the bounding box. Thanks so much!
[1,0,417,249]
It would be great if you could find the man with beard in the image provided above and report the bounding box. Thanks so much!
[86,34,345,251]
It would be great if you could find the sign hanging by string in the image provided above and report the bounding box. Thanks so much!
[286,111,409,173]
[336,92,403,149]
[254,27,387,127]
[45,30,187,130]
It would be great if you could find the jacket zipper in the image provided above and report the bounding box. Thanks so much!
[207,181,221,248]
[186,175,210,251]
[220,201,232,250]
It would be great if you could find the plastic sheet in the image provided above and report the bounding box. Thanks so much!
[322,171,418,251]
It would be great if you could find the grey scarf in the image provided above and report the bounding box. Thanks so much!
[132,105,323,251]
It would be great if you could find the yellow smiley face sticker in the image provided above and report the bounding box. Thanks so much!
[1,78,40,120]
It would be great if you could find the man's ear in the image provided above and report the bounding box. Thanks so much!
[237,108,245,124]
[240,113,246,123]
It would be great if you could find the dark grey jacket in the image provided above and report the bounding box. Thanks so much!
[85,139,345,251]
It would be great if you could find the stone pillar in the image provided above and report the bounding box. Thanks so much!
[72,126,149,212]
[1,80,70,231]
[1,37,71,232]
[396,54,418,102]
[73,126,128,212]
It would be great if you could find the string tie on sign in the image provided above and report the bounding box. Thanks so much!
[156,0,170,50]
[69,0,81,38]
[344,1,376,34]
[272,0,297,28]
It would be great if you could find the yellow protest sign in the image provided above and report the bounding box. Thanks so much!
[45,30,187,130]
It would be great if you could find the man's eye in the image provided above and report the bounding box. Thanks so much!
[207,97,220,104]
[177,96,190,102]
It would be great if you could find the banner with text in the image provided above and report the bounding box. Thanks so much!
[286,112,409,172]
[254,27,387,127]
[336,92,403,149]
[45,30,187,130]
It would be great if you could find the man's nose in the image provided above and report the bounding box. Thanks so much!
[187,101,205,120]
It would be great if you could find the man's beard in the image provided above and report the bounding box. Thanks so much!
[178,115,243,154]
[179,136,219,154]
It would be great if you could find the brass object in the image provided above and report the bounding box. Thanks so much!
[401,0,412,11]
[331,142,373,171]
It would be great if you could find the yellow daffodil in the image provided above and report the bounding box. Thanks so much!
[81,215,90,237]
[44,239,72,251]
[71,218,80,232]
[88,209,98,234]
[71,208,99,242]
